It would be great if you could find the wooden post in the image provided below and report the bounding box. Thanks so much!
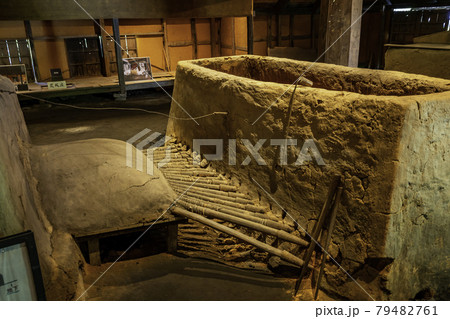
[88,238,101,266]
[167,224,178,253]
[231,18,236,55]
[112,18,126,100]
[276,14,282,47]
[162,19,171,71]
[320,0,364,67]
[95,18,111,77]
[23,20,40,82]
[217,18,222,56]
[247,14,254,55]
[267,15,273,50]
[191,18,198,59]
[210,18,217,57]
[289,14,294,47]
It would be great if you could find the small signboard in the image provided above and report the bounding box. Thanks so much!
[48,81,67,90]
[0,231,46,301]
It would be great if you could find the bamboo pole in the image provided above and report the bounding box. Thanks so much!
[176,189,265,213]
[314,186,343,300]
[172,183,247,198]
[172,186,254,205]
[160,169,218,177]
[170,179,237,192]
[180,197,290,232]
[165,174,229,185]
[172,207,310,268]
[294,176,341,294]
[179,201,308,247]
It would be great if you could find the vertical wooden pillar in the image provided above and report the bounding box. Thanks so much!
[210,18,217,57]
[23,20,40,82]
[267,15,273,50]
[289,14,294,47]
[162,19,171,71]
[167,224,178,253]
[247,14,254,55]
[319,0,363,67]
[95,18,111,77]
[112,18,126,100]
[276,15,282,47]
[88,238,101,266]
[217,18,222,56]
[231,18,236,55]
[191,18,198,59]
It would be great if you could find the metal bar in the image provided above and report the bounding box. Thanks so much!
[112,18,126,99]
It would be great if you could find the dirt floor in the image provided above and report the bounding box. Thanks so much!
[84,253,292,301]
[21,90,294,301]
[22,91,171,145]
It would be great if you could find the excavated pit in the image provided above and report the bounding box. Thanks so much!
[167,55,450,300]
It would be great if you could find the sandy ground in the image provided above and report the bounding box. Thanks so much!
[21,91,294,301]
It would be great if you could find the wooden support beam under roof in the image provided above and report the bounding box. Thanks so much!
[0,0,252,20]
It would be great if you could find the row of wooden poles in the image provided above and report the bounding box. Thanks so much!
[146,144,313,269]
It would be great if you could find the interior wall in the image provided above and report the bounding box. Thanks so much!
[0,18,214,81]
[0,12,316,82]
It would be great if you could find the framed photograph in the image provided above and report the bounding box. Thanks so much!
[0,231,46,301]
[123,57,153,81]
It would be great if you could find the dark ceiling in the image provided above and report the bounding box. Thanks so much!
[254,0,450,15]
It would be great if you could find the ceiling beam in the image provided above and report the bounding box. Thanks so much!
[0,0,253,20]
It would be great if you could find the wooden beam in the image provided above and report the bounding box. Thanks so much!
[217,18,222,56]
[95,19,112,77]
[191,18,198,59]
[210,18,217,57]
[267,15,273,50]
[162,19,171,72]
[23,20,40,82]
[0,0,253,20]
[231,18,236,55]
[247,15,254,55]
[112,18,126,100]
[289,14,294,47]
[320,0,363,67]
[276,15,282,47]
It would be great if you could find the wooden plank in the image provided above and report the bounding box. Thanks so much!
[88,238,101,266]
[247,15,254,54]
[112,18,126,99]
[191,18,198,59]
[0,0,253,20]
[23,20,40,82]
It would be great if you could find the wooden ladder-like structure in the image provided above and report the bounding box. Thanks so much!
[144,141,342,298]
